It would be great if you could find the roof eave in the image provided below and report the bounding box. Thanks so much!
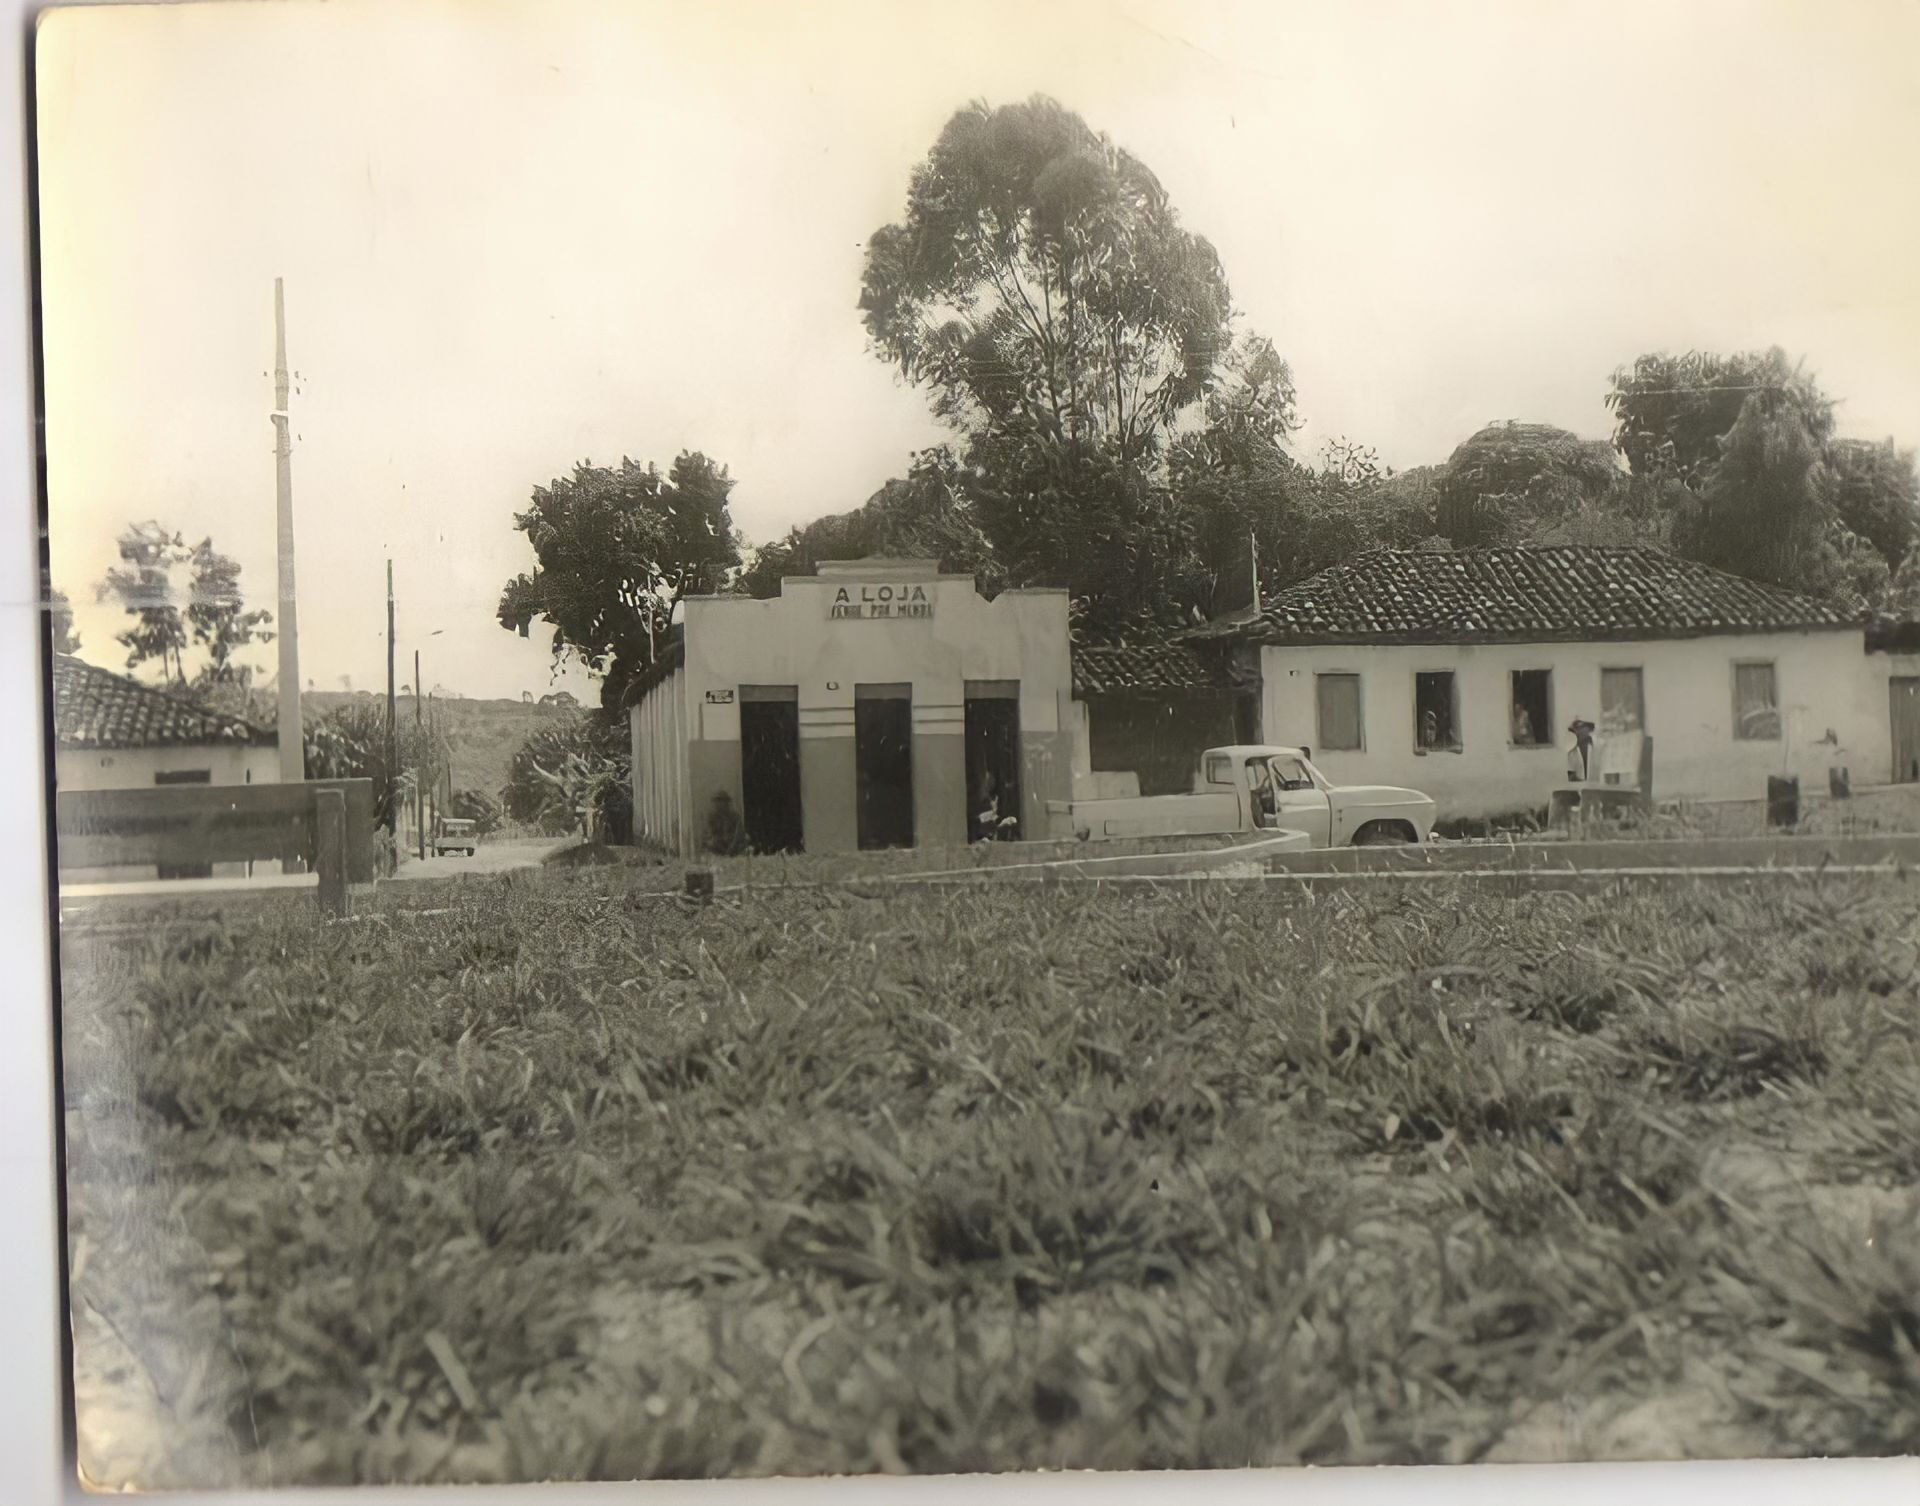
[1244,620,1861,649]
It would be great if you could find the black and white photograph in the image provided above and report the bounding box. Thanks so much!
[32,0,1920,1492]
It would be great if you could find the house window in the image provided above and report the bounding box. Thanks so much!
[1314,673,1363,752]
[1601,668,1645,734]
[1509,670,1552,746]
[1414,672,1460,751]
[1734,662,1781,740]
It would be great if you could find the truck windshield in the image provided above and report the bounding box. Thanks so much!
[1267,757,1315,791]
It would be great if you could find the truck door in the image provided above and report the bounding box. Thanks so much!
[1262,755,1332,847]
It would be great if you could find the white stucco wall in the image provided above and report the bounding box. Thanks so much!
[677,568,1072,743]
[1260,629,1896,820]
[54,741,281,880]
[633,563,1074,855]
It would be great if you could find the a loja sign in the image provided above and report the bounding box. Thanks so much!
[828,583,934,621]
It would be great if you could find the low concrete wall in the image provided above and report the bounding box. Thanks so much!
[896,829,1310,883]
[1268,834,1920,875]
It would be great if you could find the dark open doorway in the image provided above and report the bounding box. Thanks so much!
[740,688,802,853]
[964,685,1021,842]
[855,685,914,849]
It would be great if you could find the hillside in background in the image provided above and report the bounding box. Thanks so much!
[302,691,586,804]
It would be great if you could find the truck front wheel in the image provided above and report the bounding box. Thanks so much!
[1352,821,1417,847]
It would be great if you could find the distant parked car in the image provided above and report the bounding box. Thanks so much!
[433,817,479,857]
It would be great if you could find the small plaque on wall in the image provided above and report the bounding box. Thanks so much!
[705,689,735,705]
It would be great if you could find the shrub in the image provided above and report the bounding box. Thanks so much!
[447,789,504,835]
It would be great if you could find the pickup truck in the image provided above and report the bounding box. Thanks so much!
[1052,745,1437,847]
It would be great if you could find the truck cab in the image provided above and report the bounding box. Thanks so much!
[1198,745,1436,846]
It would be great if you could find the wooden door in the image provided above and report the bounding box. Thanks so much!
[1892,678,1920,784]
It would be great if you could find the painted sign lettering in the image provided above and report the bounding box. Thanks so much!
[828,583,935,621]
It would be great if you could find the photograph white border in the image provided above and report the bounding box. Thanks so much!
[4,3,1916,1503]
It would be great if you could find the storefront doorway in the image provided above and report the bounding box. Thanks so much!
[855,684,914,849]
[964,684,1021,842]
[740,687,802,853]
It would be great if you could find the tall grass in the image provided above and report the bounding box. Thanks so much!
[59,866,1920,1487]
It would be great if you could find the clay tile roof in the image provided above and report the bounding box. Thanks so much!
[1072,642,1234,697]
[1195,546,1861,647]
[50,654,274,749]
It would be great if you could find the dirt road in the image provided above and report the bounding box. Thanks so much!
[389,837,571,881]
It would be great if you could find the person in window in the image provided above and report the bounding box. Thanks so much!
[1512,703,1536,744]
[1566,718,1596,783]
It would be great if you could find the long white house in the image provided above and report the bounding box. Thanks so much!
[1191,546,1920,821]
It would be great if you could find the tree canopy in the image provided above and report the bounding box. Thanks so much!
[1603,350,1914,610]
[859,97,1296,634]
[497,451,741,714]
[738,449,1002,600]
[1605,348,1833,486]
[1431,422,1623,548]
[96,522,273,691]
[1828,437,1920,572]
[48,588,80,655]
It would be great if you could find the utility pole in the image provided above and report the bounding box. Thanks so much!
[415,647,425,862]
[386,560,398,846]
[271,278,304,784]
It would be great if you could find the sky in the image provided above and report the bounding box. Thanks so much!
[35,0,1920,701]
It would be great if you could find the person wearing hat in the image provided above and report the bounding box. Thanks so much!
[1566,718,1597,783]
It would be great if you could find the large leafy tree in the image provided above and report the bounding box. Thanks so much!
[498,451,742,713]
[1672,384,1850,598]
[97,522,273,689]
[98,521,191,683]
[1431,422,1623,548]
[860,97,1295,632]
[1827,437,1920,573]
[47,588,80,655]
[1605,348,1907,609]
[185,538,275,689]
[1174,437,1434,615]
[1605,348,1833,487]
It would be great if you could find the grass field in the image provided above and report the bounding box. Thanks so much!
[60,865,1920,1488]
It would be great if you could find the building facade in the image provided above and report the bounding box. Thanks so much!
[1068,643,1256,799]
[52,653,280,880]
[628,560,1073,857]
[1194,547,1913,821]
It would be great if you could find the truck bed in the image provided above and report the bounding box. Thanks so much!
[1048,791,1244,841]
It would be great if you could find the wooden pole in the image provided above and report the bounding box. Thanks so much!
[415,648,425,861]
[272,278,304,784]
[386,560,398,847]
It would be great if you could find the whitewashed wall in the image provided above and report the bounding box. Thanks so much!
[1260,629,1892,819]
